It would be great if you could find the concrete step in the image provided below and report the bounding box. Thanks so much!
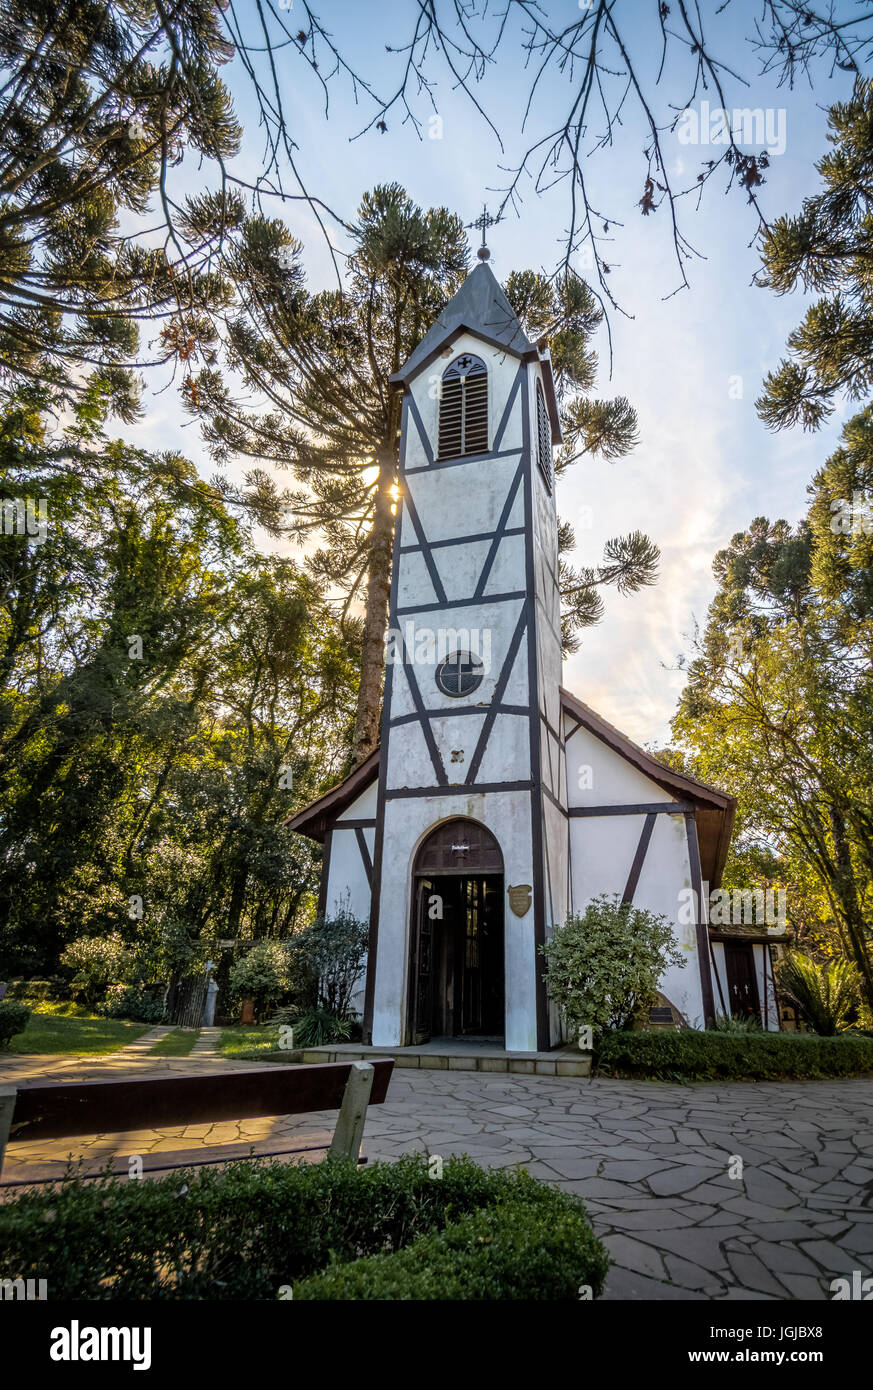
[299,1044,591,1077]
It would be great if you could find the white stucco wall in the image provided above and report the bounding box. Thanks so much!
[324,781,377,1020]
[564,716,706,1029]
[370,340,560,1051]
[372,792,540,1051]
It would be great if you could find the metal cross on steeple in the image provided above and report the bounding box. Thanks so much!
[469,204,499,261]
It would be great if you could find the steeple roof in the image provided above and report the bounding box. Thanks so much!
[389,261,536,385]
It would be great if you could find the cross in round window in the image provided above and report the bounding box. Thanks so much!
[435,650,485,698]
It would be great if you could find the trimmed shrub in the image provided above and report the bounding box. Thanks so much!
[228,941,289,1022]
[295,1199,608,1300]
[0,999,31,1046]
[0,1153,607,1301]
[7,978,66,1004]
[597,1028,873,1081]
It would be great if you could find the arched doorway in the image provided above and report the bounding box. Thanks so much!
[408,819,504,1044]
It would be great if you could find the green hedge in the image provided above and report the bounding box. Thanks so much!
[0,1154,608,1301]
[295,1199,607,1300]
[5,978,65,1004]
[597,1028,873,1081]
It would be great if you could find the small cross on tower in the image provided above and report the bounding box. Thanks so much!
[469,204,499,261]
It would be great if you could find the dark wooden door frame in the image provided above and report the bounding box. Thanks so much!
[409,877,434,1044]
[406,818,505,1045]
[407,870,505,1044]
[724,940,760,1019]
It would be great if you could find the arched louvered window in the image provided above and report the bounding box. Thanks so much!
[438,353,488,459]
[536,380,553,491]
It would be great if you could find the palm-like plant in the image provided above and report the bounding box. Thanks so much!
[713,1012,763,1034]
[777,952,859,1036]
[293,1008,353,1048]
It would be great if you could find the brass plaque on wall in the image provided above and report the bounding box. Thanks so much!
[507,884,532,917]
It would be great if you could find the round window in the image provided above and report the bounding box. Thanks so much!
[435,650,485,698]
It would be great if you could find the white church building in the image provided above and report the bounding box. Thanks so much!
[289,253,783,1051]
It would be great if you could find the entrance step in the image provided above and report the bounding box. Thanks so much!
[300,1041,591,1077]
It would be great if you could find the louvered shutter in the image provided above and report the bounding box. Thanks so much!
[536,381,552,490]
[462,369,488,454]
[439,354,488,459]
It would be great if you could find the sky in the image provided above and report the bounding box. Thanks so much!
[127,1,859,748]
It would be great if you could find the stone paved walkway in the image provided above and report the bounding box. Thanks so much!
[188,1027,220,1057]
[4,1058,871,1299]
[354,1071,873,1301]
[199,1068,869,1301]
[0,1026,177,1083]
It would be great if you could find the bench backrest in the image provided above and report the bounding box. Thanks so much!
[8,1060,394,1144]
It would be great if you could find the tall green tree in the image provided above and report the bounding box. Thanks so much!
[756,78,873,432]
[0,389,357,977]
[672,409,873,1009]
[0,0,241,414]
[190,184,655,760]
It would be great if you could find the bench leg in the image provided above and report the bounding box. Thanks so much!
[0,1087,17,1181]
[328,1062,374,1162]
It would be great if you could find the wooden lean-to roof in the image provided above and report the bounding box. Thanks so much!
[285,747,379,843]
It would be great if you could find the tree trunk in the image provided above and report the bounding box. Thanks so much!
[828,804,873,1012]
[353,451,396,762]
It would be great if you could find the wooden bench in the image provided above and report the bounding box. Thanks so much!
[0,1059,394,1189]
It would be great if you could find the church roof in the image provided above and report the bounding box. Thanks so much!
[389,261,536,385]
[285,689,736,889]
[558,688,732,810]
[559,688,736,891]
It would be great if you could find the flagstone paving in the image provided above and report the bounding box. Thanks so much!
[281,1069,873,1301]
[3,1058,871,1300]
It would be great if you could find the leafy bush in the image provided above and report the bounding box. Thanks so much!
[228,941,289,1022]
[541,893,685,1037]
[98,984,167,1024]
[777,952,859,1035]
[293,1007,352,1048]
[268,1006,299,1027]
[597,1028,873,1081]
[289,898,368,1019]
[60,934,129,1009]
[0,1000,31,1046]
[0,1153,608,1301]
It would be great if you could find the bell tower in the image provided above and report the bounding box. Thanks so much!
[362,247,569,1052]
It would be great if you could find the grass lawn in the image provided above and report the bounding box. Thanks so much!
[219,1025,281,1059]
[148,1028,199,1057]
[7,1007,149,1055]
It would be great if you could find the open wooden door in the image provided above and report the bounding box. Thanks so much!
[411,876,434,1043]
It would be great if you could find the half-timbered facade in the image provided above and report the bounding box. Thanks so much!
[288,256,778,1050]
